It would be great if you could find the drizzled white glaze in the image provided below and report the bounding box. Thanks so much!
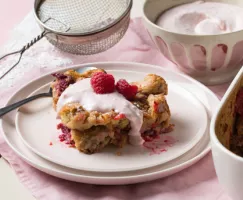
[56,78,144,145]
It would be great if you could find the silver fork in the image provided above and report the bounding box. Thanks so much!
[0,67,97,117]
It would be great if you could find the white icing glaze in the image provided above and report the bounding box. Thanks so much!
[56,78,144,145]
[156,1,243,35]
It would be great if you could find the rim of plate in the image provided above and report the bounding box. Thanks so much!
[0,62,218,182]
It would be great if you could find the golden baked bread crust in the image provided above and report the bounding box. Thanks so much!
[132,74,168,95]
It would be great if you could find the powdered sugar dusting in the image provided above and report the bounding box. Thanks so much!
[0,12,73,88]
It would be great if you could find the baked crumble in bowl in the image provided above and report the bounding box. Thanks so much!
[51,68,174,154]
[210,67,243,200]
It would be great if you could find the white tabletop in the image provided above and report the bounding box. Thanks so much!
[0,1,145,199]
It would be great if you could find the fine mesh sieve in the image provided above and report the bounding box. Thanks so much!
[0,0,132,79]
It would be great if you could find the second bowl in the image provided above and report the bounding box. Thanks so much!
[143,0,243,85]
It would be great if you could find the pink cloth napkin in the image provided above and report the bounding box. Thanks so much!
[0,18,232,200]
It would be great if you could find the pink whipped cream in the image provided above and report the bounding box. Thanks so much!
[156,1,243,35]
[56,78,144,146]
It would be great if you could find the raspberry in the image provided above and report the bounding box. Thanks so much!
[91,72,115,94]
[57,123,75,146]
[116,79,138,100]
[153,102,159,113]
[52,73,74,96]
[114,113,126,120]
[52,73,67,79]
[55,77,74,96]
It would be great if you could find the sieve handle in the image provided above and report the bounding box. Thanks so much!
[0,31,48,80]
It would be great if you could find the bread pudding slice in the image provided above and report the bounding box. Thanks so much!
[57,110,131,154]
[71,125,129,154]
[52,68,173,154]
[58,103,131,154]
[131,74,173,141]
[133,93,172,141]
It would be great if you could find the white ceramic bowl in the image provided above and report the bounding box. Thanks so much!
[142,0,243,85]
[210,67,243,200]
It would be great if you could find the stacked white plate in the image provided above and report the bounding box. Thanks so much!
[1,62,219,185]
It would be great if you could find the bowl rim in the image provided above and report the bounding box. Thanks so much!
[142,0,243,37]
[210,67,243,161]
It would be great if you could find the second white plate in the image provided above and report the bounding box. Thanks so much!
[15,69,208,172]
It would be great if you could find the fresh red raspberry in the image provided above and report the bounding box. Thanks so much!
[153,101,159,113]
[57,123,75,146]
[91,72,115,94]
[52,73,74,97]
[114,113,126,120]
[116,79,138,100]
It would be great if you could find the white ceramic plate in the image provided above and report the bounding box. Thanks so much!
[1,62,219,184]
[15,74,208,172]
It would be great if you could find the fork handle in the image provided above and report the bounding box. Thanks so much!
[0,93,50,118]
